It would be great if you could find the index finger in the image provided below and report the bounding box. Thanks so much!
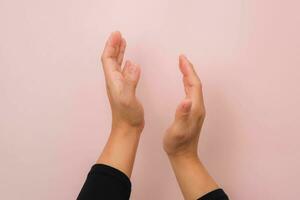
[179,55,204,106]
[101,31,123,75]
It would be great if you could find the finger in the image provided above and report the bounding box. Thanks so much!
[101,31,123,74]
[122,60,141,93]
[179,54,201,86]
[179,54,203,99]
[117,38,126,66]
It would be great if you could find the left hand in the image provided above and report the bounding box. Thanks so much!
[101,31,144,132]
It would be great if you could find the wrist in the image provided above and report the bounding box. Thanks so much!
[167,151,200,163]
[168,151,219,200]
[111,121,144,135]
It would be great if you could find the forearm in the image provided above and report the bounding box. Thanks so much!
[97,125,141,178]
[96,31,144,179]
[168,154,219,200]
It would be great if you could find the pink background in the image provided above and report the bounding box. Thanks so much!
[1,0,299,199]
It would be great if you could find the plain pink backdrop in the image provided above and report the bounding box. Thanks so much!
[1,0,299,199]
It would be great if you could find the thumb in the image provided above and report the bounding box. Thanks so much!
[175,99,192,122]
[122,60,141,93]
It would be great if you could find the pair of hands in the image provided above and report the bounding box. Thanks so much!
[101,31,205,158]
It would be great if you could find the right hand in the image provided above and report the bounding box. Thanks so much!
[163,55,206,157]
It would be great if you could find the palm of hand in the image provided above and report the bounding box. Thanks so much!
[101,32,144,129]
[163,55,205,156]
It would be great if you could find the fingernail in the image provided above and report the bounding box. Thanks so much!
[109,31,119,41]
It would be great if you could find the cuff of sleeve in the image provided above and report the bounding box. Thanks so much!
[89,164,131,192]
[198,189,229,200]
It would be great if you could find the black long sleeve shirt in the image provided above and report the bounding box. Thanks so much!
[77,164,229,200]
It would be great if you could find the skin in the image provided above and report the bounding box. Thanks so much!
[163,55,219,200]
[97,31,144,177]
[97,31,219,199]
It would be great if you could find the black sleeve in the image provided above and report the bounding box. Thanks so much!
[77,164,228,200]
[77,164,131,200]
[197,188,229,200]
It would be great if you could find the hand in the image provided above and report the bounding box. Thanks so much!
[163,55,205,157]
[101,31,144,132]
